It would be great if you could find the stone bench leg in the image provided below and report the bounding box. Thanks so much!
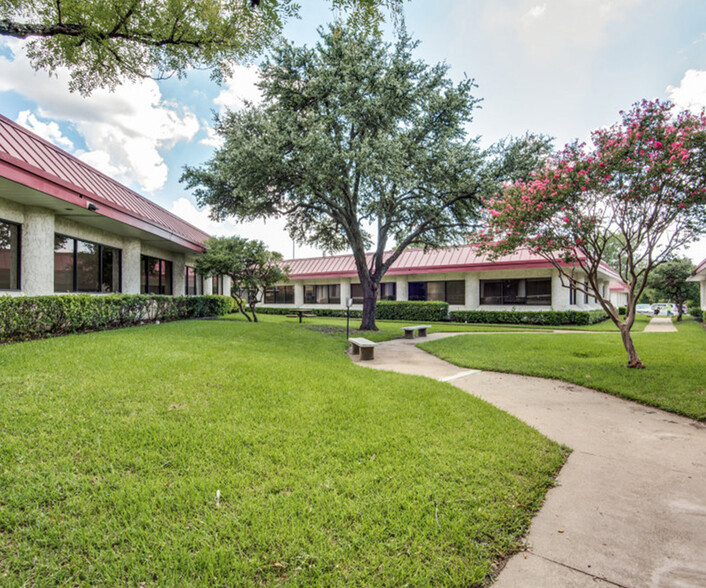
[417,328,428,337]
[360,347,375,361]
[350,343,360,355]
[404,330,415,339]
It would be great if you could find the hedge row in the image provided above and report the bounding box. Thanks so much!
[449,309,609,326]
[0,294,232,343]
[257,301,449,322]
[690,307,703,321]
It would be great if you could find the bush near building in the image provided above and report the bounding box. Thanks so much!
[0,294,231,343]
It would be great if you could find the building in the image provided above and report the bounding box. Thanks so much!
[0,114,228,297]
[609,281,630,308]
[688,258,706,310]
[263,247,620,312]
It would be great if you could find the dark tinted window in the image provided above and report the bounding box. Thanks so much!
[141,256,173,295]
[0,219,20,290]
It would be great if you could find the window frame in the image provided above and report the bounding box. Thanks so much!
[408,280,466,304]
[0,218,21,291]
[184,266,203,296]
[479,278,552,306]
[54,233,122,293]
[140,255,173,295]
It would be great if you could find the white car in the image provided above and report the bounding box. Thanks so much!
[635,304,654,316]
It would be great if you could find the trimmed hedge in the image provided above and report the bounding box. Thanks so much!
[448,309,609,326]
[690,307,703,321]
[375,301,449,322]
[257,301,449,322]
[0,294,232,343]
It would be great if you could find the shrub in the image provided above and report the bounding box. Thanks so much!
[690,307,703,321]
[448,309,608,326]
[618,306,627,316]
[0,294,231,344]
[257,301,449,322]
[375,301,449,322]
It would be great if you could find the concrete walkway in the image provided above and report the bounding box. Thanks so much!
[353,334,706,587]
[644,317,678,332]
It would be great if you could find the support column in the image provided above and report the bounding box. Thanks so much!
[172,254,186,296]
[294,282,304,306]
[551,270,570,310]
[203,276,213,295]
[340,279,351,307]
[122,238,142,294]
[21,206,55,296]
[395,276,408,301]
[222,275,232,297]
[465,274,480,309]
[701,280,706,311]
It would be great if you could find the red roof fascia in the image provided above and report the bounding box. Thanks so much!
[694,257,706,276]
[0,114,209,252]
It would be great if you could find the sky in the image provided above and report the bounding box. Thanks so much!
[1,0,706,263]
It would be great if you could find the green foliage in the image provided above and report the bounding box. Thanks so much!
[618,306,627,316]
[375,301,449,321]
[0,1,407,94]
[257,306,363,319]
[449,309,608,326]
[0,320,565,584]
[647,258,699,319]
[690,307,703,321]
[196,236,286,321]
[0,294,230,343]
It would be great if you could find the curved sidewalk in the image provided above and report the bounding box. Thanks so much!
[353,334,706,588]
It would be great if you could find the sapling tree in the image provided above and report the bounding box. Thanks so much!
[647,258,699,321]
[195,236,286,322]
[0,0,405,94]
[479,100,706,368]
[183,24,546,330]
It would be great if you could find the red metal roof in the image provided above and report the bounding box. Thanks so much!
[282,245,622,280]
[0,114,209,252]
[609,281,630,292]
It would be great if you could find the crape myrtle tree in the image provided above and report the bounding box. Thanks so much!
[647,257,699,321]
[182,24,546,330]
[479,99,706,368]
[0,0,405,94]
[195,236,287,322]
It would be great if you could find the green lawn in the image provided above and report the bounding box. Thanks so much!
[0,320,566,586]
[223,311,650,343]
[421,317,706,421]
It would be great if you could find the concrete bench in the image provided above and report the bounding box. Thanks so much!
[285,311,317,323]
[348,337,377,361]
[400,325,431,339]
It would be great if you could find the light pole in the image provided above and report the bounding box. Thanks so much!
[346,297,353,340]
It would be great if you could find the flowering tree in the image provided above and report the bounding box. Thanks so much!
[479,100,706,368]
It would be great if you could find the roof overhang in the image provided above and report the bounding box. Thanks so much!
[0,158,205,254]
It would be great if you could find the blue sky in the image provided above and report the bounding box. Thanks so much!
[1,0,706,262]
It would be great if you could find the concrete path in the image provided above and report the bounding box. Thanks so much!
[352,334,706,588]
[644,317,678,332]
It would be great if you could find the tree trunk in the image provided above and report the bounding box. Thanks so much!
[233,296,252,322]
[250,303,259,323]
[676,306,683,322]
[619,324,645,369]
[360,281,379,331]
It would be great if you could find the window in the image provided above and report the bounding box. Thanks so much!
[351,282,397,304]
[141,255,172,295]
[480,278,551,306]
[54,234,121,293]
[409,280,465,304]
[265,285,294,304]
[584,281,589,304]
[185,266,203,296]
[212,275,224,295]
[0,219,20,290]
[304,284,340,304]
[569,281,577,305]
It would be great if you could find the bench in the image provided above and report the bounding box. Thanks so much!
[285,310,317,323]
[348,337,377,361]
[400,325,431,339]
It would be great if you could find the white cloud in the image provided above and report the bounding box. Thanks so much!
[214,64,263,115]
[199,121,225,148]
[666,70,706,113]
[0,39,199,193]
[168,197,321,259]
[527,4,547,18]
[15,110,74,150]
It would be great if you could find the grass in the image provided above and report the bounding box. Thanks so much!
[0,320,567,586]
[420,317,706,421]
[223,311,650,343]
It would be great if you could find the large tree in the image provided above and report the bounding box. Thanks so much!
[195,236,286,322]
[183,24,544,330]
[0,0,405,94]
[479,100,706,368]
[647,258,699,321]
